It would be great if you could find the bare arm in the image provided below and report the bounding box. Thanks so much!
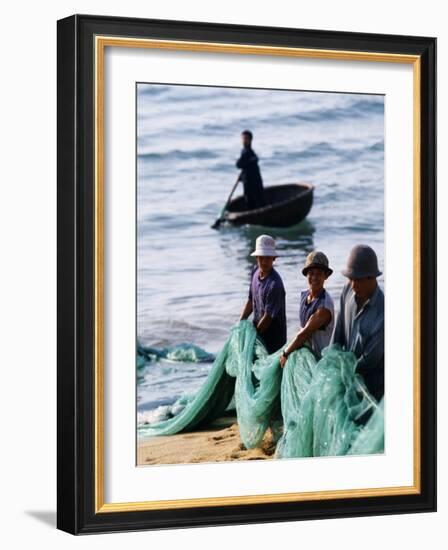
[256,312,273,334]
[240,299,253,321]
[280,308,332,366]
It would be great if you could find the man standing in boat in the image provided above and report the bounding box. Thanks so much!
[240,234,287,354]
[236,130,266,210]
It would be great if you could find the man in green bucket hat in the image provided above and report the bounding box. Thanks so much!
[331,244,384,402]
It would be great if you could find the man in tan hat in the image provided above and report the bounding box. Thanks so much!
[280,251,334,367]
[331,244,384,403]
[240,234,287,354]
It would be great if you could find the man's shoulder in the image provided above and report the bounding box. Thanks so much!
[271,267,283,279]
[250,265,259,279]
[340,282,352,299]
[270,268,285,288]
[372,284,384,311]
[338,282,356,310]
[322,289,335,309]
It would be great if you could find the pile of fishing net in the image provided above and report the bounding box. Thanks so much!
[139,320,384,457]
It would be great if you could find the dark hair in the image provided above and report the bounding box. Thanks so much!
[242,130,253,141]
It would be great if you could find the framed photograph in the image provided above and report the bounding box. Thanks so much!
[57,14,436,534]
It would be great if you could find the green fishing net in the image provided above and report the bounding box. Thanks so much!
[139,320,384,457]
[275,344,383,458]
[137,342,215,365]
[138,339,235,438]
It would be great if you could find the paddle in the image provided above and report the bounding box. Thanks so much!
[211,172,242,229]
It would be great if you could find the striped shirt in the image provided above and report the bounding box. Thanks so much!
[331,282,384,400]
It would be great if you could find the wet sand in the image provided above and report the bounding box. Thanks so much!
[137,415,277,466]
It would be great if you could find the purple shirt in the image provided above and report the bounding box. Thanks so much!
[248,266,287,354]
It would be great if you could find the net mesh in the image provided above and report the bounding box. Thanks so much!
[139,320,383,457]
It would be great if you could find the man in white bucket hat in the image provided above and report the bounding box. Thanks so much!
[240,234,287,355]
[240,234,287,447]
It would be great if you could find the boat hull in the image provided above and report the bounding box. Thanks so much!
[224,183,314,228]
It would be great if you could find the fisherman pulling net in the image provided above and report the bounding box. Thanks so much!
[139,239,384,459]
[139,320,383,458]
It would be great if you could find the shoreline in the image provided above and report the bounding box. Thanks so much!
[137,415,277,466]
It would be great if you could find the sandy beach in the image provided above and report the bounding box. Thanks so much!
[137,414,277,466]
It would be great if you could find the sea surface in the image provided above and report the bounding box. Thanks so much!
[136,83,384,436]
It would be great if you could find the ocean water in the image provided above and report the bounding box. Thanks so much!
[136,84,384,435]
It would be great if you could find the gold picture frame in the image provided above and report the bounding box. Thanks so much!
[57,14,436,534]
